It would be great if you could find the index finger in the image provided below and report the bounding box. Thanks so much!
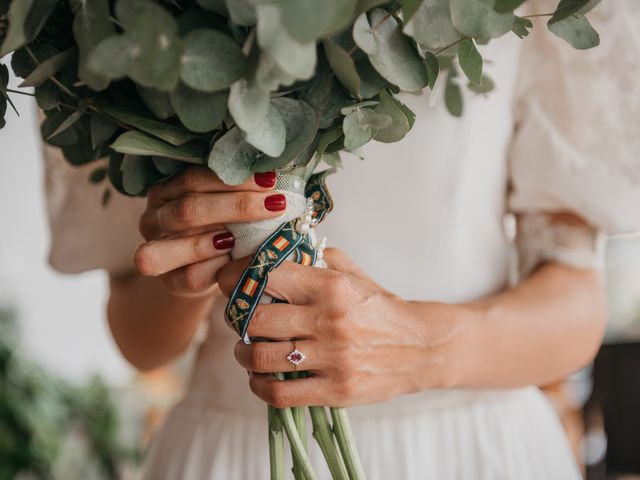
[148,167,277,207]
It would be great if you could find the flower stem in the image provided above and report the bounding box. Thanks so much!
[268,405,286,480]
[278,407,318,480]
[331,408,366,480]
[287,372,309,479]
[309,406,349,480]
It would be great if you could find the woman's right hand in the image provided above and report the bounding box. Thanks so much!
[133,166,286,298]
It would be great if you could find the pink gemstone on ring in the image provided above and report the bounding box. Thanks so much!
[287,349,305,366]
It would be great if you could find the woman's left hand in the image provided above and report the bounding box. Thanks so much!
[217,248,467,408]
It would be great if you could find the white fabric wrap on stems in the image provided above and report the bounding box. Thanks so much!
[224,173,308,341]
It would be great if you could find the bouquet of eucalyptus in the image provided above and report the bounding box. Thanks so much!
[0,0,601,478]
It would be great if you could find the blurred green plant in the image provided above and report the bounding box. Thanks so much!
[0,307,139,480]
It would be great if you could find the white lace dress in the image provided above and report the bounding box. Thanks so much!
[45,1,640,478]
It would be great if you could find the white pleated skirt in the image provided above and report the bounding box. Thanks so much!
[142,386,581,480]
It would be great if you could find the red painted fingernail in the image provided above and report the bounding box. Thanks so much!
[213,231,234,250]
[255,171,277,188]
[265,194,287,212]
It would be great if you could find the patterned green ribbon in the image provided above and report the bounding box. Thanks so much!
[226,170,335,341]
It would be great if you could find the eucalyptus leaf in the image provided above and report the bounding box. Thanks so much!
[512,16,533,38]
[450,0,514,38]
[425,52,440,89]
[121,154,160,196]
[208,127,258,185]
[137,86,175,120]
[356,9,428,92]
[373,90,415,143]
[94,100,195,146]
[323,38,362,98]
[180,29,246,92]
[41,111,80,147]
[225,0,255,26]
[243,104,286,157]
[153,156,187,176]
[256,3,317,81]
[72,0,114,90]
[548,14,599,49]
[468,75,494,93]
[255,97,319,170]
[111,131,207,162]
[228,78,270,132]
[549,0,595,23]
[457,38,483,86]
[19,48,74,87]
[445,78,463,117]
[34,81,58,110]
[1,0,57,55]
[493,0,526,13]
[403,0,460,50]
[89,114,118,151]
[277,0,358,43]
[170,82,228,133]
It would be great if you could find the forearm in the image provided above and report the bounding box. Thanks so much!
[108,272,214,371]
[411,263,606,390]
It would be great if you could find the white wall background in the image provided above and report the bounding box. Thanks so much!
[0,71,133,384]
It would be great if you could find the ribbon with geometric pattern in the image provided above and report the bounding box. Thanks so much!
[226,170,335,341]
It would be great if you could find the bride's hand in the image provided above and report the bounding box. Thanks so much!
[217,248,468,408]
[133,166,285,297]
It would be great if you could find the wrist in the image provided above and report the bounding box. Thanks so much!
[405,300,481,391]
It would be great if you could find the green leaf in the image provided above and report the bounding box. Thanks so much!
[549,0,595,23]
[341,100,380,115]
[1,0,57,55]
[19,48,75,87]
[302,59,355,129]
[0,65,9,129]
[277,0,358,44]
[41,111,80,147]
[137,86,175,120]
[89,114,118,150]
[10,44,57,78]
[72,0,115,90]
[548,14,600,49]
[170,82,228,133]
[403,0,424,22]
[254,52,297,90]
[94,100,195,146]
[225,0,255,25]
[180,29,246,92]
[34,82,58,110]
[424,52,440,89]
[343,108,392,150]
[88,0,182,91]
[457,38,483,86]
[255,98,319,171]
[355,9,428,92]
[256,3,317,80]
[121,154,161,196]
[208,127,258,185]
[373,90,415,143]
[403,0,460,50]
[493,0,526,13]
[111,131,207,162]
[323,38,362,97]
[468,75,495,93]
[243,103,286,157]
[450,0,514,38]
[512,16,533,38]
[228,78,270,133]
[153,156,187,176]
[445,78,463,117]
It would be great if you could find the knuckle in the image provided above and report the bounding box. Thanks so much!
[249,344,273,371]
[175,167,200,192]
[133,244,156,276]
[181,264,209,292]
[324,271,349,297]
[234,193,253,219]
[335,377,357,401]
[174,195,200,226]
[138,211,157,240]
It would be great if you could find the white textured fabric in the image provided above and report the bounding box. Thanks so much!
[42,2,640,478]
[515,213,605,279]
